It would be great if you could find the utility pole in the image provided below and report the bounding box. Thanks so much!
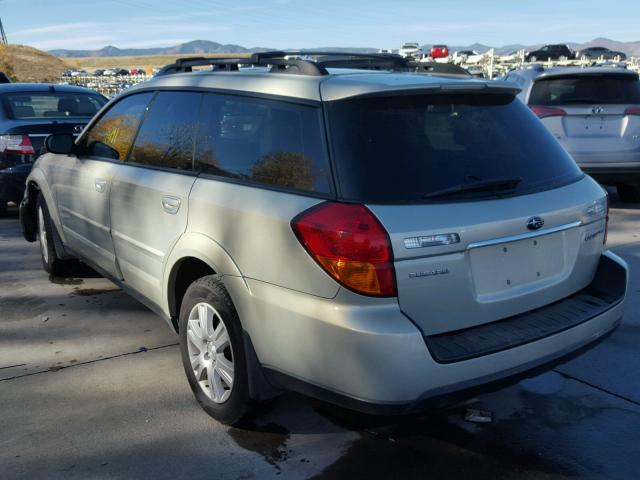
[0,16,7,44]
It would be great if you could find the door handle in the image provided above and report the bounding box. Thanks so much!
[161,196,181,214]
[94,178,108,193]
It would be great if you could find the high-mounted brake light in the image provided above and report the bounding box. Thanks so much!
[0,135,35,155]
[623,107,640,116]
[530,105,567,119]
[291,202,397,297]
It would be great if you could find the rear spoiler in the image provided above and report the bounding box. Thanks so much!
[325,81,521,101]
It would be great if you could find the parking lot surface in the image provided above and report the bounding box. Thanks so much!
[1,193,640,480]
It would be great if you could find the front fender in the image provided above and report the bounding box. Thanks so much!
[23,166,67,243]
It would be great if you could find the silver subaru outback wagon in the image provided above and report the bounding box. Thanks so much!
[19,52,628,425]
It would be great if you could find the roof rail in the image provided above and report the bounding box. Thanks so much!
[155,51,470,77]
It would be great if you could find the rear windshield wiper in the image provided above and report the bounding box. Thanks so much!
[422,176,523,200]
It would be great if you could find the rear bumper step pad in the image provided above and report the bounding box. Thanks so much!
[425,254,627,363]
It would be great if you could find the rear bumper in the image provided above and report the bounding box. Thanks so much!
[570,153,640,184]
[0,165,31,203]
[230,250,628,414]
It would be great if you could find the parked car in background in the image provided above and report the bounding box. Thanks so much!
[453,50,483,64]
[94,69,105,76]
[575,46,627,61]
[21,52,627,425]
[505,66,640,202]
[398,42,422,59]
[526,44,573,62]
[0,84,107,215]
[430,44,449,59]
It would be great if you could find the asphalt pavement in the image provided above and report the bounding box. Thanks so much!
[1,192,639,480]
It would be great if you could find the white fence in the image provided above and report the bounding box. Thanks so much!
[60,55,640,97]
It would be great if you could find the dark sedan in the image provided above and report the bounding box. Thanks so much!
[575,46,627,61]
[0,83,107,215]
[526,44,573,62]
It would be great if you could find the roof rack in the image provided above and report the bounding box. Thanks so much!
[155,51,470,77]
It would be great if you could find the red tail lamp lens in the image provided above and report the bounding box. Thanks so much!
[530,105,567,119]
[292,202,397,297]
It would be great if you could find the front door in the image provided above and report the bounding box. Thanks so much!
[109,91,202,307]
[51,92,154,276]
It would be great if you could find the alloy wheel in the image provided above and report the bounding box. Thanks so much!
[186,302,235,403]
[38,205,49,265]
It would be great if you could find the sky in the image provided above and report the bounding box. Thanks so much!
[2,0,640,51]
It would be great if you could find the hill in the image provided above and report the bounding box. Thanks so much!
[0,44,68,82]
[49,40,271,58]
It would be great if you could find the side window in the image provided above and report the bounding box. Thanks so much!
[129,91,202,170]
[83,93,152,160]
[194,94,332,194]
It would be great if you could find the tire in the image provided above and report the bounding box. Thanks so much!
[529,56,537,62]
[179,275,251,425]
[36,193,72,276]
[617,184,640,203]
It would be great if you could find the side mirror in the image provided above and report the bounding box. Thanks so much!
[45,133,75,155]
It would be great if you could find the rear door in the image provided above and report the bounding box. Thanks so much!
[528,72,640,164]
[325,91,607,336]
[50,92,153,276]
[109,91,201,307]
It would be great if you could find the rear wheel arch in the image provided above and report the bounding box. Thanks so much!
[168,257,217,331]
[163,233,246,330]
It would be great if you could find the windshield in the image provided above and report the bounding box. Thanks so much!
[4,92,107,120]
[530,75,640,105]
[327,93,583,203]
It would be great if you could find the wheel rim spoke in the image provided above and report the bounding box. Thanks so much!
[187,320,205,351]
[186,301,234,404]
[215,355,234,387]
[191,355,203,378]
[213,326,230,350]
[38,207,48,264]
[208,363,225,402]
[198,304,214,337]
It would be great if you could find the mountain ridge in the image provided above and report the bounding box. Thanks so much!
[49,38,640,58]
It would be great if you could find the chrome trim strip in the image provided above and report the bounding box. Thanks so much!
[112,229,164,259]
[59,205,110,232]
[467,221,582,250]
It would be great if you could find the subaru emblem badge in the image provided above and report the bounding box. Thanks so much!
[526,216,544,231]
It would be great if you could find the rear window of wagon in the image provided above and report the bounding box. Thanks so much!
[326,93,583,203]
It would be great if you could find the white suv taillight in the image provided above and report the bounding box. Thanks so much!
[0,135,36,155]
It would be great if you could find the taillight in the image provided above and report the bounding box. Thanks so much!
[604,194,610,245]
[0,135,35,155]
[291,202,397,297]
[530,105,567,119]
[623,107,640,116]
